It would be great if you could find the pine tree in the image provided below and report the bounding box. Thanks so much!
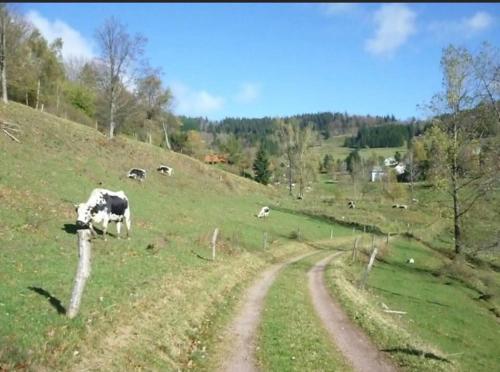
[253,145,271,185]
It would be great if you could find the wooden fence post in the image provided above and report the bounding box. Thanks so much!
[330,228,333,240]
[211,228,219,260]
[67,229,92,319]
[359,246,378,289]
[351,236,359,263]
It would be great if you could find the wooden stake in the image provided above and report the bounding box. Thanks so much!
[211,228,219,260]
[359,246,378,289]
[67,229,92,318]
[2,128,20,143]
[351,236,359,263]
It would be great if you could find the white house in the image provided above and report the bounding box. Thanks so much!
[384,157,398,167]
[371,166,385,182]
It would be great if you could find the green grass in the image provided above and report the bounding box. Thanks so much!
[313,135,407,162]
[0,102,352,370]
[257,247,351,372]
[324,236,500,372]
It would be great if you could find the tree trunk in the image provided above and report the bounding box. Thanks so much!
[162,121,171,150]
[109,87,116,139]
[0,12,7,104]
[67,229,92,318]
[56,83,60,114]
[452,118,462,256]
[35,79,40,110]
[452,177,462,255]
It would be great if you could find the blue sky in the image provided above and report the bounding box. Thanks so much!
[19,3,500,121]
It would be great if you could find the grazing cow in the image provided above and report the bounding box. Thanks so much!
[75,188,131,240]
[392,204,408,209]
[127,168,146,182]
[347,200,356,209]
[407,258,415,264]
[257,206,270,218]
[157,165,174,176]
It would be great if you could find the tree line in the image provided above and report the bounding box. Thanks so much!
[0,5,179,146]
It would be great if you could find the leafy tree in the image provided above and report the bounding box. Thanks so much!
[394,151,402,162]
[322,154,335,174]
[345,149,361,173]
[253,145,271,185]
[424,44,500,256]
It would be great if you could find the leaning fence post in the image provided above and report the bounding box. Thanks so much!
[351,236,359,263]
[359,245,378,289]
[68,229,92,319]
[211,228,219,260]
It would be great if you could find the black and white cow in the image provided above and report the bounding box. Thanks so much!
[157,165,174,176]
[347,200,356,209]
[257,206,270,218]
[75,188,131,240]
[127,168,146,182]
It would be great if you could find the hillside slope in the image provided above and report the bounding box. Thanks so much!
[0,102,352,370]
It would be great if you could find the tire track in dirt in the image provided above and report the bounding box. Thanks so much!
[219,249,318,372]
[308,253,397,372]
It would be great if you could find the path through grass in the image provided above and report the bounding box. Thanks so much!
[257,246,351,371]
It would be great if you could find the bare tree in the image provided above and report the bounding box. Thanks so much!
[95,17,146,139]
[278,119,316,198]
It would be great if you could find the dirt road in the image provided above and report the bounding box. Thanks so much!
[219,250,317,372]
[308,253,397,372]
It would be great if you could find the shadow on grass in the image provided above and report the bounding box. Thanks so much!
[62,223,78,234]
[371,286,450,308]
[382,347,450,363]
[28,286,66,315]
[190,250,213,261]
[270,205,384,235]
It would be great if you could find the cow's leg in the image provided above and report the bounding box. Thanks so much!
[89,223,98,237]
[102,217,109,241]
[124,209,131,239]
[116,220,122,239]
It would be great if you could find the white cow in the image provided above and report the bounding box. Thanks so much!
[127,168,146,182]
[75,188,131,240]
[157,165,174,176]
[257,206,270,218]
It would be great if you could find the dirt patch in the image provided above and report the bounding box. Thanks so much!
[308,253,397,372]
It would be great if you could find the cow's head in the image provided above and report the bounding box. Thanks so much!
[75,203,92,228]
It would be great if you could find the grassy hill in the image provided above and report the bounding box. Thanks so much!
[0,102,352,370]
[1,102,498,371]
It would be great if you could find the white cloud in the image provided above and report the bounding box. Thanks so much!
[25,10,94,61]
[428,11,494,39]
[465,11,493,32]
[365,4,416,57]
[322,3,356,16]
[234,82,260,104]
[170,82,224,117]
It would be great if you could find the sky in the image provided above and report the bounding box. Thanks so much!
[18,3,500,121]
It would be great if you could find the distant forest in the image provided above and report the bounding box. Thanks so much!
[178,112,423,149]
[343,123,423,148]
